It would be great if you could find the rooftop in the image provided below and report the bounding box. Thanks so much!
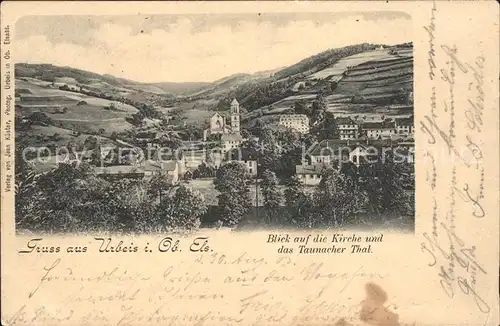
[310,139,356,156]
[142,160,178,172]
[296,163,330,175]
[221,132,243,141]
[335,117,357,125]
[362,120,395,129]
[279,114,309,121]
[395,117,414,126]
[95,165,144,175]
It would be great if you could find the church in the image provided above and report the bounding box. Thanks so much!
[203,99,243,153]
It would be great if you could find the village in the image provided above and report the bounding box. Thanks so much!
[13,41,415,232]
[70,98,414,188]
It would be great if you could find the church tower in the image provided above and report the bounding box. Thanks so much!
[230,98,240,133]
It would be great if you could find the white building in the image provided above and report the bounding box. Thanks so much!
[278,114,309,134]
[349,145,369,167]
[296,163,326,186]
[395,117,414,136]
[221,133,243,153]
[336,117,359,140]
[362,121,396,139]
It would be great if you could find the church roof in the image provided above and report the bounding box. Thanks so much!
[231,98,239,105]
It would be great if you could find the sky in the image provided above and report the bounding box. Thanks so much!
[14,12,411,83]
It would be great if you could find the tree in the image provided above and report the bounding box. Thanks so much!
[51,133,61,141]
[360,151,414,216]
[293,100,311,116]
[154,185,207,231]
[258,126,281,174]
[193,162,216,179]
[84,136,99,150]
[131,112,145,126]
[311,94,327,125]
[315,111,339,140]
[183,170,193,181]
[241,129,251,139]
[214,162,252,226]
[159,135,182,150]
[274,129,303,179]
[261,170,283,224]
[15,163,43,230]
[29,112,53,125]
[313,167,365,227]
[102,178,152,232]
[284,175,312,226]
[110,132,118,141]
[148,172,173,203]
[89,142,102,166]
[30,163,97,233]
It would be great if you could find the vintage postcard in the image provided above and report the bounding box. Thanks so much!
[1,1,498,325]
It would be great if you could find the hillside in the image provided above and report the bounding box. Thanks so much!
[169,43,413,129]
[148,81,211,95]
[14,42,413,141]
[15,63,177,102]
[265,45,413,112]
[181,43,412,119]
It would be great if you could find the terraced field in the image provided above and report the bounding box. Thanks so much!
[333,55,413,103]
[307,49,394,81]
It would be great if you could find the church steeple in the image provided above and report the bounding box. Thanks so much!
[230,98,240,133]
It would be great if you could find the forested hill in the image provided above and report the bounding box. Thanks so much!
[185,42,413,115]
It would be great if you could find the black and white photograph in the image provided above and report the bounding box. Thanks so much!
[13,12,415,235]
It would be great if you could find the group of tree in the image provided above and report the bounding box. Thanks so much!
[214,162,253,226]
[283,159,414,228]
[192,162,216,179]
[15,162,208,234]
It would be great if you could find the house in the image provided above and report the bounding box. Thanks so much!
[221,132,243,153]
[349,145,369,167]
[307,139,388,169]
[95,165,146,180]
[278,114,309,134]
[336,117,359,140]
[296,163,328,186]
[224,148,258,176]
[395,117,414,136]
[308,139,353,164]
[103,147,143,165]
[362,120,396,139]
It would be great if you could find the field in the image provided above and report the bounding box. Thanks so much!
[307,49,393,80]
[16,78,138,134]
